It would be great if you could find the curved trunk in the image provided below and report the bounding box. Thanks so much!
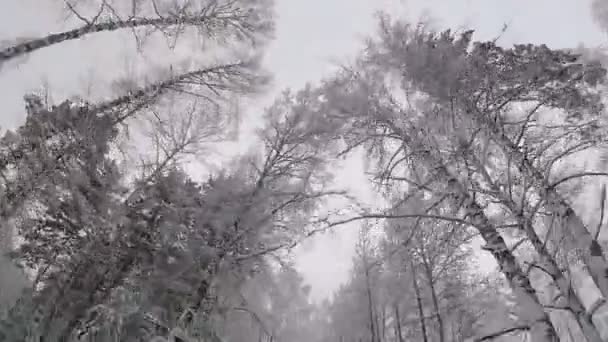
[457,191,558,341]
[0,13,234,63]
[386,29,608,306]
[90,62,250,123]
[381,120,559,341]
[523,221,602,342]
[471,105,608,300]
[466,150,604,341]
[423,153,558,341]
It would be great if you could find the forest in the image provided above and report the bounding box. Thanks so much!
[2,0,608,341]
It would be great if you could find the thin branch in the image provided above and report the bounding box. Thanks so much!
[325,212,474,229]
[473,325,530,341]
[596,183,607,240]
[509,237,528,253]
[0,5,254,62]
[63,0,102,26]
[548,171,608,190]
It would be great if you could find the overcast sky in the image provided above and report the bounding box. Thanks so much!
[0,0,606,303]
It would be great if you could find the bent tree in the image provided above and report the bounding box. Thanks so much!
[0,0,274,64]
[0,86,339,340]
[361,18,608,340]
[373,19,608,300]
[293,68,560,340]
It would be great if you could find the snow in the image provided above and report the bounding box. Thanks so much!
[592,303,608,340]
[570,263,604,312]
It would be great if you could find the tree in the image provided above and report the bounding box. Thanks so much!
[211,261,320,342]
[388,196,475,342]
[0,0,274,214]
[0,1,277,338]
[310,65,558,340]
[354,226,381,342]
[366,18,608,340]
[323,230,382,342]
[0,0,274,65]
[0,79,339,341]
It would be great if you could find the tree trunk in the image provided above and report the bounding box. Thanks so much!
[90,62,248,123]
[415,152,559,340]
[466,149,603,342]
[380,305,386,342]
[470,104,608,300]
[382,120,559,341]
[0,14,235,62]
[411,260,429,342]
[420,252,446,342]
[394,304,405,342]
[455,200,557,339]
[365,265,378,342]
[390,30,608,315]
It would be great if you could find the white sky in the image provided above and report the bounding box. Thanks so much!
[0,0,606,303]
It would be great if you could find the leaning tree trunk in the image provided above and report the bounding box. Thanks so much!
[316,64,559,340]
[386,28,608,310]
[89,61,253,124]
[380,119,559,341]
[460,105,608,341]
[437,167,558,341]
[52,211,160,341]
[465,145,604,341]
[0,11,246,63]
[470,104,608,301]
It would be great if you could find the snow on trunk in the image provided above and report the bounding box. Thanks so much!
[420,152,558,341]
[476,110,608,302]
[528,264,588,341]
[569,263,608,341]
[375,119,561,340]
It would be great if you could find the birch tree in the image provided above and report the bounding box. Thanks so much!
[292,66,559,340]
[385,195,476,342]
[371,16,608,294]
[322,202,512,342]
[363,18,608,339]
[0,82,339,341]
[1,0,273,180]
[0,0,274,65]
[322,226,384,342]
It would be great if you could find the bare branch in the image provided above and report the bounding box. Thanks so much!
[473,325,530,341]
[324,212,473,229]
[548,171,608,190]
[0,1,270,63]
